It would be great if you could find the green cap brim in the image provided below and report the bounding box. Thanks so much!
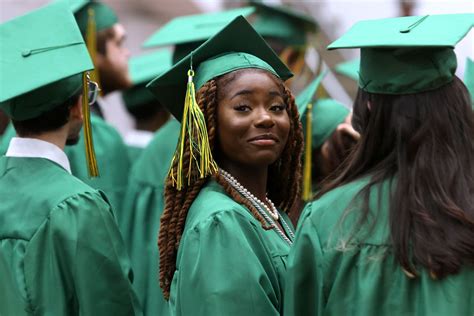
[147,16,293,121]
[328,14,474,94]
[335,58,359,81]
[142,7,256,49]
[0,1,93,120]
[296,70,327,117]
[129,49,173,85]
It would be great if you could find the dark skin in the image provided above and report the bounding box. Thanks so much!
[216,69,290,225]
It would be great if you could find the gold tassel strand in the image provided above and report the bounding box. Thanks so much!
[169,69,217,190]
[82,72,100,177]
[302,103,313,201]
[86,8,101,93]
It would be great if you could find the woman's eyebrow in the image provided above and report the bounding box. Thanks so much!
[230,89,253,100]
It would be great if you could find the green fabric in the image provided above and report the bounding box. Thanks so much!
[72,0,118,35]
[126,144,145,163]
[285,177,474,315]
[296,71,326,117]
[251,2,317,46]
[301,98,349,149]
[0,156,141,315]
[335,58,359,81]
[169,179,294,316]
[142,7,255,48]
[123,50,172,110]
[328,14,474,94]
[65,114,130,214]
[120,119,181,316]
[172,42,202,65]
[0,1,93,120]
[123,84,157,110]
[0,123,16,155]
[195,52,278,90]
[464,58,474,105]
[147,16,292,121]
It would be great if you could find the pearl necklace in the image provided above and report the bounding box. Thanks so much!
[219,168,295,245]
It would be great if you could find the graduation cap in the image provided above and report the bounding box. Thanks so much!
[69,0,118,35]
[65,0,119,87]
[147,15,292,190]
[0,1,99,176]
[464,58,474,105]
[122,49,173,110]
[328,14,474,94]
[251,1,318,47]
[142,7,256,64]
[295,71,349,200]
[335,58,360,81]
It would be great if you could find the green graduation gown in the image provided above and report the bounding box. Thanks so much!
[169,180,295,316]
[64,114,130,214]
[120,118,180,316]
[0,156,141,315]
[284,177,474,316]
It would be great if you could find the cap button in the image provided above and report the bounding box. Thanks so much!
[21,50,32,57]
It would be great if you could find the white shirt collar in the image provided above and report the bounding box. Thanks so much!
[124,130,154,148]
[6,137,72,174]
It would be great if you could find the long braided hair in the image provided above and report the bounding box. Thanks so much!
[158,69,303,298]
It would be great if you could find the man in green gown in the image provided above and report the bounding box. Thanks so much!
[65,0,131,214]
[0,3,141,315]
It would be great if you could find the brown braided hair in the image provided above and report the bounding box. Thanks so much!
[158,69,303,299]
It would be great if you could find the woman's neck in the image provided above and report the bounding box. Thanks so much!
[220,163,268,201]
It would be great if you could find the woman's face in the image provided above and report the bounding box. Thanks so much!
[216,69,291,169]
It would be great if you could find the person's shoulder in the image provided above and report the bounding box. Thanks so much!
[185,180,258,232]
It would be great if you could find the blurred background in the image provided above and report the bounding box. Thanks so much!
[2,0,473,136]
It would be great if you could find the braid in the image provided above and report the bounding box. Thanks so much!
[268,84,304,213]
[158,80,217,299]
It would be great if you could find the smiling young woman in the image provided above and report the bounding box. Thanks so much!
[147,17,303,315]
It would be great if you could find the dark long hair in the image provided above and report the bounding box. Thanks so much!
[158,69,303,298]
[318,76,474,279]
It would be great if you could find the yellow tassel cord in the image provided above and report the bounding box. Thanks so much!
[86,8,101,94]
[302,103,313,201]
[169,69,218,190]
[82,72,100,177]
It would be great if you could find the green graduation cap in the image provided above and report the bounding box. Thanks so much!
[68,0,118,35]
[328,14,474,94]
[464,58,474,105]
[295,71,349,200]
[0,1,99,177]
[142,7,256,64]
[251,1,317,47]
[335,58,360,81]
[147,15,293,120]
[0,1,93,121]
[147,15,292,190]
[122,49,173,110]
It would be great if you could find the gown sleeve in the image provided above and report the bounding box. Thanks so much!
[170,210,282,316]
[284,203,325,316]
[23,191,142,316]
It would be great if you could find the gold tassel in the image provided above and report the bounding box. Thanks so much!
[86,8,101,94]
[169,69,218,190]
[82,72,100,178]
[302,103,313,201]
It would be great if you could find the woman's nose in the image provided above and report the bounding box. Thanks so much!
[254,108,275,129]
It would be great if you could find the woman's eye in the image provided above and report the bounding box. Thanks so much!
[234,104,251,112]
[270,104,287,112]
